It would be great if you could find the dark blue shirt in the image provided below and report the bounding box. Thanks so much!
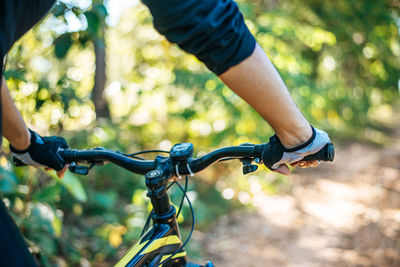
[0,0,256,141]
[1,0,256,77]
[0,1,256,264]
[0,0,56,149]
[142,0,256,75]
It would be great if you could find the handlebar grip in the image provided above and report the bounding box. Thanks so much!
[58,148,74,163]
[302,143,335,162]
[57,148,72,163]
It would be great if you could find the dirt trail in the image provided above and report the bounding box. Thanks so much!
[199,125,400,266]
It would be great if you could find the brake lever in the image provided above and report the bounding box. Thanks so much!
[240,158,258,175]
[68,162,90,175]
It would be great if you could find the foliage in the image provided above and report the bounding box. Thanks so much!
[239,0,399,140]
[1,0,399,266]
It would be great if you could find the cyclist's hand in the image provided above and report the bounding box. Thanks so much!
[10,129,69,178]
[262,127,331,175]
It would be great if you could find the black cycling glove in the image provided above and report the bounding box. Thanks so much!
[262,126,331,170]
[10,129,68,171]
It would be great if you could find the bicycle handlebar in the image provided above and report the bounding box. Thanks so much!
[58,148,155,175]
[58,142,335,176]
[58,145,260,175]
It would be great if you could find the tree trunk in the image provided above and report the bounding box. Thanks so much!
[92,37,110,120]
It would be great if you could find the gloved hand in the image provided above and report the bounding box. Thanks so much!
[10,129,68,172]
[262,126,331,172]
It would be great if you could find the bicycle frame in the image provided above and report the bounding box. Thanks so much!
[115,206,187,266]
[59,142,334,266]
[114,156,207,267]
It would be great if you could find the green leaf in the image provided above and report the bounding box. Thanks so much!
[30,203,55,233]
[131,189,146,206]
[59,172,87,202]
[30,203,63,238]
[3,68,27,81]
[92,191,117,209]
[0,168,18,193]
[93,4,108,17]
[52,213,63,238]
[77,31,90,47]
[33,184,61,203]
[54,33,73,58]
[84,11,100,35]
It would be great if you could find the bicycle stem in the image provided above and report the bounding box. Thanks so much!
[145,155,175,219]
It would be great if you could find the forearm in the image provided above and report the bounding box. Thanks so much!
[143,0,312,147]
[1,77,30,150]
[219,44,312,148]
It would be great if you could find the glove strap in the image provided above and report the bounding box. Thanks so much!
[281,126,316,152]
[10,129,43,153]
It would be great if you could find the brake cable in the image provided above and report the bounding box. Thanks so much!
[158,175,194,266]
[124,150,170,157]
[139,175,194,266]
[141,175,189,237]
[68,148,195,265]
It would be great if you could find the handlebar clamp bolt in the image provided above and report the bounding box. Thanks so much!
[146,170,162,179]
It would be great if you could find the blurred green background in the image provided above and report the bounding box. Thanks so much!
[0,0,399,266]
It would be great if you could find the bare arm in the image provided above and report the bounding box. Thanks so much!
[219,44,312,148]
[1,76,31,150]
[1,77,68,177]
[219,44,320,175]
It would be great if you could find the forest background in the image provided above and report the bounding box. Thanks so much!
[0,0,399,266]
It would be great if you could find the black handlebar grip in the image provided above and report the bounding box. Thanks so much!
[58,149,66,159]
[302,143,335,162]
[58,149,73,163]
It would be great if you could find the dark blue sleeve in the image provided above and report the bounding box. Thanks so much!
[0,0,55,59]
[141,0,256,75]
[0,0,55,145]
